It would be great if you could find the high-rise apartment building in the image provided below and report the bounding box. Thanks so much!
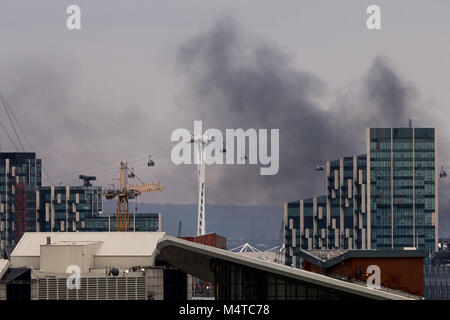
[36,185,103,232]
[36,186,163,233]
[1,152,163,257]
[0,153,42,256]
[285,127,438,268]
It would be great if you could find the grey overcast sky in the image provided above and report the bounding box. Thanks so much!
[0,1,449,219]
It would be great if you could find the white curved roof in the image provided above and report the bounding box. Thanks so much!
[157,236,417,300]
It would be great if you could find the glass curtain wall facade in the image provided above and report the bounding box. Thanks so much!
[1,153,162,257]
[285,127,437,266]
[0,153,42,257]
[327,155,368,250]
[212,259,368,300]
[37,186,102,232]
[84,212,161,232]
[367,128,437,252]
[285,196,327,268]
[37,187,161,232]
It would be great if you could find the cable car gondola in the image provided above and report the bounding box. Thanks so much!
[147,155,155,167]
[440,166,448,178]
[316,161,324,172]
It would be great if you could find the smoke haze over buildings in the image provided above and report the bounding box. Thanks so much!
[0,2,449,236]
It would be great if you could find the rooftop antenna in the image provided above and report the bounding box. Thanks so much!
[79,175,96,187]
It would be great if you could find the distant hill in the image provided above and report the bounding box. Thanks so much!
[103,201,283,250]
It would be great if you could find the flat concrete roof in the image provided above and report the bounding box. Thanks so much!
[157,236,417,300]
[43,241,102,246]
[12,232,166,257]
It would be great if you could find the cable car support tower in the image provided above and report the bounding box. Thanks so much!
[191,131,215,236]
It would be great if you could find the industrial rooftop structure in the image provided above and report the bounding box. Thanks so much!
[10,232,166,271]
[299,249,427,297]
[3,232,192,300]
[299,249,429,268]
[0,232,421,300]
[157,236,417,300]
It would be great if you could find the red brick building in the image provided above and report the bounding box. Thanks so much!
[299,249,427,297]
[180,233,227,296]
[180,233,227,250]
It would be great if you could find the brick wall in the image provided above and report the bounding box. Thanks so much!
[304,257,424,296]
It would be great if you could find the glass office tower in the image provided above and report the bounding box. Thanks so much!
[367,128,437,252]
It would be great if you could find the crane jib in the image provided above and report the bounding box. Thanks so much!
[103,161,166,231]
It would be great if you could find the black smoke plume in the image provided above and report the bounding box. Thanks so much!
[176,16,421,206]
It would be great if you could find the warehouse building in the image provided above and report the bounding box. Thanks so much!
[1,232,191,300]
[0,153,42,256]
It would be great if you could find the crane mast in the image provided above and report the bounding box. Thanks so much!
[104,161,165,231]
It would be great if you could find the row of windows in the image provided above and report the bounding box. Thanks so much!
[374,178,434,187]
[370,141,434,150]
[371,151,435,160]
[370,141,391,150]
[50,203,101,211]
[372,180,431,190]
[370,128,435,140]
[43,193,102,202]
[85,218,159,231]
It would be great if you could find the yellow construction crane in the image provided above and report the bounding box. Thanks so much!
[104,161,165,231]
